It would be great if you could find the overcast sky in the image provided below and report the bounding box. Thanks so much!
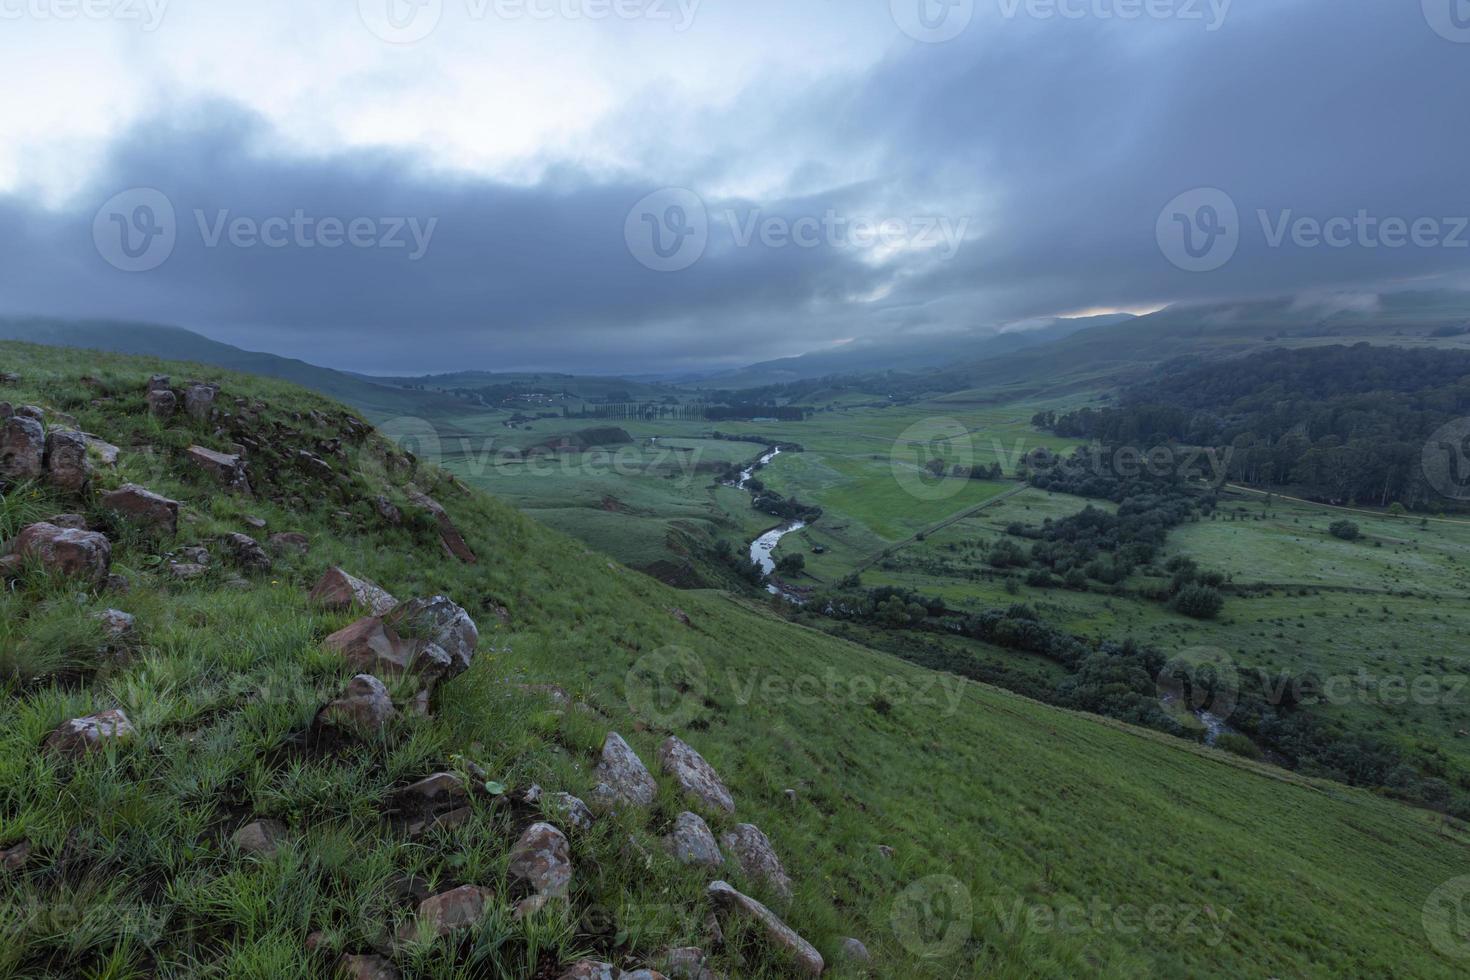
[0,0,1466,375]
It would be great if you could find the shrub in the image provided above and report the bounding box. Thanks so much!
[1329,520,1361,541]
[1172,584,1224,619]
[1216,733,1262,760]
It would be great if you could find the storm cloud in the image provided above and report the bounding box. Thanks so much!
[0,0,1465,374]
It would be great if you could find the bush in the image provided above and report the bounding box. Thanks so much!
[1216,733,1262,760]
[1329,520,1361,541]
[1172,584,1224,619]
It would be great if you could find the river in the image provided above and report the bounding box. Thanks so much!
[730,446,808,598]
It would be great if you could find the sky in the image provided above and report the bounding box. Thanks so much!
[0,0,1466,375]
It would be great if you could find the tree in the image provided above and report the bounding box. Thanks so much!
[1329,520,1361,541]
[775,552,805,577]
[1172,584,1224,619]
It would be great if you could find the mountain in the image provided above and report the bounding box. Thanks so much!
[0,316,468,420]
[694,314,1135,389]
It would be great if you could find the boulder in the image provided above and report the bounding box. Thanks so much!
[318,675,395,734]
[168,562,209,581]
[95,609,136,651]
[382,596,478,677]
[146,374,171,392]
[81,433,121,466]
[0,840,30,873]
[665,811,722,869]
[16,405,44,420]
[837,938,870,963]
[662,948,716,980]
[590,732,658,810]
[102,484,179,536]
[310,567,398,616]
[398,884,491,941]
[657,737,734,815]
[0,415,45,481]
[707,881,823,977]
[10,523,111,584]
[221,532,272,573]
[719,825,792,903]
[43,430,91,492]
[406,487,477,564]
[146,389,177,419]
[549,792,594,831]
[338,955,400,980]
[43,708,135,756]
[322,617,452,681]
[186,445,250,492]
[231,819,287,857]
[508,822,573,899]
[669,607,692,627]
[183,383,218,421]
[375,495,403,525]
[557,963,618,980]
[267,531,310,555]
[49,513,88,529]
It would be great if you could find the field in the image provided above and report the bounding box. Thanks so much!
[4,342,1470,977]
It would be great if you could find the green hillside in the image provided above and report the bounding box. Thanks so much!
[1,342,1468,978]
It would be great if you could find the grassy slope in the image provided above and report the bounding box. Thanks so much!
[1,342,1467,978]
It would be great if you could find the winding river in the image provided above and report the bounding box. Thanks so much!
[731,446,808,598]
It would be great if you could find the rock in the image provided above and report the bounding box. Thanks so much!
[719,825,792,903]
[665,811,722,869]
[658,737,735,815]
[147,374,171,392]
[399,884,491,941]
[382,596,478,677]
[96,608,136,648]
[784,789,798,805]
[267,531,309,555]
[310,567,398,616]
[243,515,267,529]
[48,513,88,529]
[406,486,477,564]
[516,683,571,706]
[105,573,130,593]
[318,675,395,734]
[707,881,823,977]
[322,617,452,681]
[295,450,336,482]
[663,948,716,980]
[622,972,670,980]
[231,819,287,857]
[590,732,658,810]
[0,554,19,580]
[10,523,111,584]
[837,938,870,963]
[168,562,209,581]
[549,792,594,831]
[81,433,121,466]
[374,495,402,525]
[43,708,135,756]
[406,806,471,839]
[0,402,10,418]
[508,822,573,899]
[183,383,218,421]
[0,415,45,481]
[102,484,179,536]
[0,373,16,386]
[876,845,895,860]
[16,405,44,420]
[399,772,467,807]
[221,532,272,573]
[338,954,400,979]
[557,963,618,980]
[175,546,210,565]
[186,445,250,492]
[1,840,31,873]
[513,893,558,921]
[43,429,91,492]
[146,389,177,418]
[670,607,692,627]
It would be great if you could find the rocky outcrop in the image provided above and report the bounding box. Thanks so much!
[10,523,111,584]
[508,822,573,899]
[657,737,734,815]
[186,446,250,492]
[323,617,452,681]
[406,487,477,564]
[666,811,723,869]
[707,881,823,976]
[102,484,180,536]
[43,708,135,756]
[231,819,286,857]
[0,415,45,481]
[317,675,395,734]
[382,596,478,677]
[146,389,177,419]
[222,532,272,573]
[719,825,792,902]
[309,567,398,616]
[184,383,218,421]
[591,733,658,810]
[43,430,91,492]
[399,885,491,940]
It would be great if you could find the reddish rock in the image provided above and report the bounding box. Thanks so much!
[268,531,309,555]
[0,415,45,481]
[382,596,478,677]
[317,675,395,734]
[186,445,250,492]
[42,430,91,492]
[398,884,491,940]
[43,708,135,756]
[322,617,452,680]
[221,532,272,573]
[310,567,397,616]
[48,513,88,529]
[406,487,477,564]
[101,484,180,536]
[10,522,111,584]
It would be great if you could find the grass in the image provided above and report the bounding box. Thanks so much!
[1,341,1468,977]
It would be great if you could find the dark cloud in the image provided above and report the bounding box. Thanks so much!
[0,2,1465,375]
